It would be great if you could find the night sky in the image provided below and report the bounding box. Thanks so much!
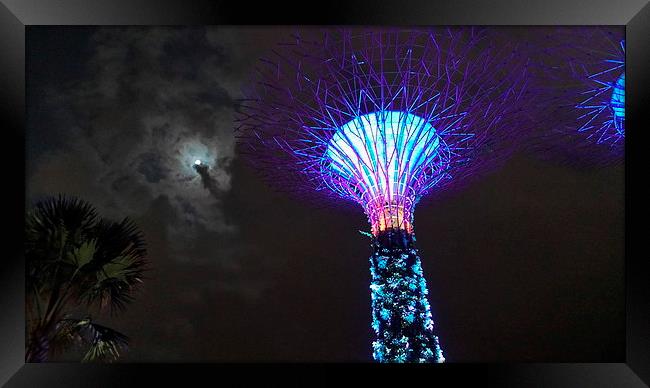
[26,26,624,362]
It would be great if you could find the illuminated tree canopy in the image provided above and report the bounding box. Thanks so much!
[236,28,531,362]
[238,28,530,219]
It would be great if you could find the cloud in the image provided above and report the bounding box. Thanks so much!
[27,27,247,262]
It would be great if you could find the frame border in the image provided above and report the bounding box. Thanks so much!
[1,0,648,386]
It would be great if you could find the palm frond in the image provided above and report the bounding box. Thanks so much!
[53,317,130,362]
[80,218,148,312]
[26,195,99,289]
[92,218,147,266]
[25,195,147,362]
[78,320,130,362]
[26,195,98,247]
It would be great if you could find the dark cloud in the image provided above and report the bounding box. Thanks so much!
[193,163,222,199]
[25,26,301,318]
[136,151,171,183]
[28,26,242,248]
[27,26,299,303]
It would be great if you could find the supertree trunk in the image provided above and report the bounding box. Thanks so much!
[369,229,445,363]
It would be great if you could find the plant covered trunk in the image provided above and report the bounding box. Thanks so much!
[368,229,445,363]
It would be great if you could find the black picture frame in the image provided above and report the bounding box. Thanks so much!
[2,0,648,386]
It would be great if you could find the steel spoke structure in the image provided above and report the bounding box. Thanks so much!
[527,27,625,163]
[236,27,530,362]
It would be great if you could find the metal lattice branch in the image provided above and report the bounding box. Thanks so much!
[527,27,625,165]
[235,27,532,362]
[237,28,531,232]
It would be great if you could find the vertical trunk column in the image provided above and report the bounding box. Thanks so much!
[369,228,445,362]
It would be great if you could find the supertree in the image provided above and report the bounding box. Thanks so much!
[236,28,530,362]
[525,27,625,165]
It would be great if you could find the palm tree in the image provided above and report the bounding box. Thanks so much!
[25,195,148,362]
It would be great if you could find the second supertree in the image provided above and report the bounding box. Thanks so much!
[525,27,625,165]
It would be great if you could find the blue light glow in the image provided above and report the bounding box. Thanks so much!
[574,39,625,145]
[327,111,441,200]
[325,110,447,233]
[178,140,215,176]
[610,73,625,134]
[369,232,445,363]
[238,29,530,363]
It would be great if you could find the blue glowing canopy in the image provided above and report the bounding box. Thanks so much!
[610,73,625,134]
[326,111,442,202]
[324,110,448,232]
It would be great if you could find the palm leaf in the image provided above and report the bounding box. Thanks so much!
[64,239,98,269]
[25,195,148,362]
[26,195,98,249]
[80,218,148,313]
[53,317,130,362]
[26,195,99,289]
[78,320,130,362]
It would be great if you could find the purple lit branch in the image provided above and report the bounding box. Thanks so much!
[235,27,532,363]
[527,27,625,165]
[236,28,531,232]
